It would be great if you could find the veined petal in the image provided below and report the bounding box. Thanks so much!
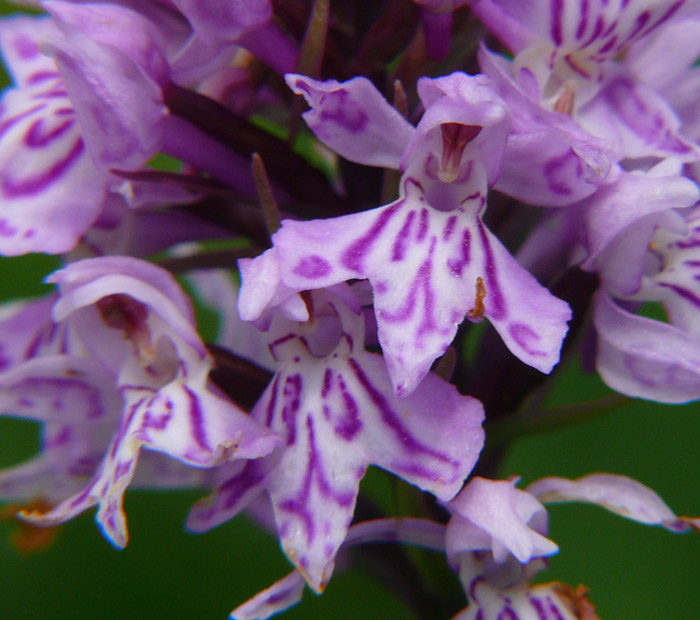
[579,68,700,162]
[594,290,700,402]
[286,74,414,169]
[0,355,121,423]
[527,473,700,533]
[0,16,60,88]
[447,477,557,566]
[0,74,107,255]
[231,570,306,620]
[267,177,570,394]
[191,293,483,592]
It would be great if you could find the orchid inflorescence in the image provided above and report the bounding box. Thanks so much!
[0,1,699,618]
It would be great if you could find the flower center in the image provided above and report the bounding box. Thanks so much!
[438,123,481,183]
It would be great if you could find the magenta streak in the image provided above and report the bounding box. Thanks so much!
[183,385,211,453]
[219,461,267,511]
[497,607,518,620]
[447,228,471,277]
[508,322,547,357]
[597,35,618,54]
[528,594,548,620]
[576,0,589,39]
[25,117,74,147]
[581,15,604,47]
[443,215,457,241]
[0,103,45,140]
[347,357,456,465]
[278,415,356,545]
[282,374,302,445]
[69,477,99,509]
[321,368,333,398]
[660,282,700,309]
[546,596,567,620]
[622,10,651,45]
[26,70,61,85]
[113,458,134,483]
[265,587,298,606]
[341,202,403,273]
[333,374,362,440]
[550,0,564,45]
[477,220,506,320]
[416,208,429,242]
[391,210,416,261]
[2,137,84,198]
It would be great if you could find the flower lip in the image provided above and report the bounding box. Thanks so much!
[438,123,482,183]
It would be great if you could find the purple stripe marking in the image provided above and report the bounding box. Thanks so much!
[183,385,211,452]
[392,210,415,261]
[342,202,403,272]
[282,374,302,445]
[447,228,471,277]
[347,357,455,464]
[477,220,506,320]
[576,0,589,39]
[2,137,84,198]
[26,70,61,85]
[551,0,564,45]
[25,117,74,147]
[220,461,266,511]
[443,215,457,241]
[660,282,700,309]
[416,208,429,242]
[0,103,45,140]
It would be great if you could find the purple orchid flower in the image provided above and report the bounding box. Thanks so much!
[239,72,572,396]
[473,0,700,164]
[445,473,698,619]
[13,256,280,547]
[0,16,110,255]
[188,287,485,592]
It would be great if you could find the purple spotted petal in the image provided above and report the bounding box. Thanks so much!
[190,297,483,591]
[26,374,280,547]
[122,379,281,466]
[446,477,557,565]
[527,473,699,533]
[594,290,700,403]
[271,182,571,394]
[286,74,414,169]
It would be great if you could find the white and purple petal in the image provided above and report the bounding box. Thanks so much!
[286,74,414,170]
[594,290,700,403]
[527,473,700,532]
